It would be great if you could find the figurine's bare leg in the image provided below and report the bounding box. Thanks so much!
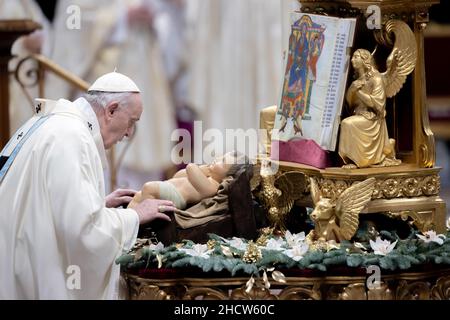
[127,191,143,208]
[127,181,159,208]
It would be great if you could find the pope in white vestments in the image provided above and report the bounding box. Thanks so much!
[0,72,174,299]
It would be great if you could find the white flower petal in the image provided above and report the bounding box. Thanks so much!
[370,237,396,255]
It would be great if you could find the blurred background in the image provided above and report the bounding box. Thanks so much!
[1,0,449,218]
[427,1,450,216]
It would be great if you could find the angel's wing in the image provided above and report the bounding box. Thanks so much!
[382,20,417,98]
[309,177,321,206]
[335,178,376,240]
[250,163,261,191]
[273,172,307,213]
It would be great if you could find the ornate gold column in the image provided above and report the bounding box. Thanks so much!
[0,19,40,148]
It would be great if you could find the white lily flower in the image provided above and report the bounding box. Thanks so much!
[264,238,285,251]
[285,231,306,247]
[417,230,446,245]
[224,237,248,251]
[369,237,397,256]
[283,242,309,261]
[148,242,164,252]
[180,244,213,259]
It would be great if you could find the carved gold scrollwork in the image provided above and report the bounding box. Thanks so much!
[402,178,420,197]
[312,175,440,201]
[184,287,228,300]
[431,276,450,300]
[382,179,400,198]
[334,180,349,198]
[340,283,367,300]
[325,285,344,300]
[384,210,434,232]
[367,283,394,300]
[372,180,384,199]
[278,284,322,300]
[125,268,450,300]
[230,285,278,300]
[129,282,170,300]
[396,281,430,300]
[321,179,337,200]
[422,175,440,196]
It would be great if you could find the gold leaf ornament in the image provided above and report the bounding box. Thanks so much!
[263,271,270,289]
[272,270,287,284]
[245,276,255,294]
[156,254,163,269]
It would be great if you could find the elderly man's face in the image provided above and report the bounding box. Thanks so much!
[102,93,143,149]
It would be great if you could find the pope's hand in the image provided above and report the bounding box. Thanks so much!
[105,188,137,208]
[133,199,174,224]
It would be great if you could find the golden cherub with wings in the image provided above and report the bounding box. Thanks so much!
[339,20,417,168]
[308,177,376,242]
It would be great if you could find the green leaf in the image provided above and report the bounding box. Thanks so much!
[308,251,324,263]
[171,257,193,268]
[323,255,347,266]
[395,256,411,270]
[213,258,224,272]
[379,256,395,270]
[115,254,135,266]
[305,263,324,271]
[347,254,364,267]
[201,259,213,272]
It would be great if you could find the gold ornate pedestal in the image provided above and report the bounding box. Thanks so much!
[124,268,450,300]
[266,161,447,233]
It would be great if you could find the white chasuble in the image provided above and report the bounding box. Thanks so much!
[0,98,139,299]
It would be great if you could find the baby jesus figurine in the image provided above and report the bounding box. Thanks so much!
[128,152,245,210]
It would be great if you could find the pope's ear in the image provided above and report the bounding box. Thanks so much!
[106,102,119,117]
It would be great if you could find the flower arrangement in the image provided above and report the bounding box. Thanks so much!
[117,229,450,276]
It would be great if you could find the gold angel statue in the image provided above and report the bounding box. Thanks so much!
[339,20,417,168]
[308,177,376,242]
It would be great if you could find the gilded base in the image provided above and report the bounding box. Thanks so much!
[254,161,447,233]
[123,268,450,300]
